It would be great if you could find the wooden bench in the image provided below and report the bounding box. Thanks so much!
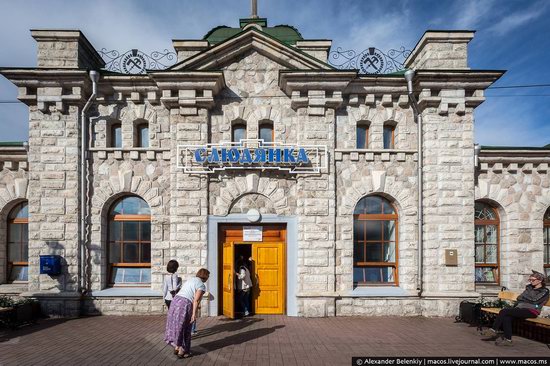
[481,291,550,343]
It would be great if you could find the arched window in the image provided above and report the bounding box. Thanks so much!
[136,123,149,148]
[232,123,246,143]
[110,123,122,148]
[7,202,28,282]
[108,196,151,286]
[544,208,550,278]
[353,196,398,286]
[383,123,395,149]
[259,121,274,143]
[356,122,369,149]
[475,202,499,284]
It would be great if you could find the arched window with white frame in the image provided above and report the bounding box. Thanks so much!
[108,196,151,286]
[474,201,500,284]
[7,202,28,282]
[353,195,398,286]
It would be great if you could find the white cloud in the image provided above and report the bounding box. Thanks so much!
[453,0,496,29]
[487,2,548,36]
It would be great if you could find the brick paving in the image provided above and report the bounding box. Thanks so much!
[0,315,548,366]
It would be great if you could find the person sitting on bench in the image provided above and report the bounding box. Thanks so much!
[480,270,549,346]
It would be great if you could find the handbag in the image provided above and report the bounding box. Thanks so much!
[455,300,481,325]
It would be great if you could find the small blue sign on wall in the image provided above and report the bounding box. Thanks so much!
[40,255,62,276]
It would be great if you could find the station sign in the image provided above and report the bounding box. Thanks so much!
[177,139,327,174]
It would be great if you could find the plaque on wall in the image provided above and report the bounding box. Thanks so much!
[243,226,263,242]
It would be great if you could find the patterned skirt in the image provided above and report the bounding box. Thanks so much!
[164,296,193,351]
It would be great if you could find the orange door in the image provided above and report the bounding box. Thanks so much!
[222,241,235,319]
[252,242,285,314]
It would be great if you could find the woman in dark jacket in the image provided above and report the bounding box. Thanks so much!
[480,270,549,346]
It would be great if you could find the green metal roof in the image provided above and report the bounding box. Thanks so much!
[0,141,26,147]
[204,18,303,45]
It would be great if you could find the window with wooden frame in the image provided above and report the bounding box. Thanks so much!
[353,196,398,286]
[7,202,28,282]
[474,202,499,284]
[110,122,122,148]
[259,121,274,143]
[356,122,369,149]
[136,122,149,148]
[544,207,550,278]
[232,123,246,143]
[108,196,151,286]
[383,123,395,149]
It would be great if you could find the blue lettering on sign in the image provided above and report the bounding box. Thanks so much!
[241,149,253,163]
[268,148,281,163]
[254,148,266,163]
[194,146,311,166]
[208,148,220,163]
[228,148,240,163]
[195,148,206,163]
[283,148,295,163]
[297,148,309,163]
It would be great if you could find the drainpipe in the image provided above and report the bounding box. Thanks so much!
[474,144,481,168]
[404,69,423,297]
[80,70,99,294]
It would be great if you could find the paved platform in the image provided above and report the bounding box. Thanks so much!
[0,315,548,365]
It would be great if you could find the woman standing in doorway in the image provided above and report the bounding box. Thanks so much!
[164,268,210,358]
[236,257,253,316]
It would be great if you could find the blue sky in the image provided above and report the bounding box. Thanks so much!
[1,0,549,146]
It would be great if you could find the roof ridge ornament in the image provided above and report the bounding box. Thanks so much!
[251,0,258,19]
[98,48,177,74]
[328,46,411,75]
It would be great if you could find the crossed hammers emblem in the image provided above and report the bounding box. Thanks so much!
[126,57,142,71]
[363,56,379,69]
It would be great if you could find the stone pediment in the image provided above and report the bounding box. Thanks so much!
[168,28,333,71]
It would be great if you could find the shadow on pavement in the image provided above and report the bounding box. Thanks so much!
[192,316,264,340]
[0,317,74,343]
[194,324,285,354]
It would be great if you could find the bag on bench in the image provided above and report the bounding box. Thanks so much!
[455,300,481,325]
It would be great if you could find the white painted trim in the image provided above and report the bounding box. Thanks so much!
[178,139,327,174]
[207,214,298,317]
[89,288,162,297]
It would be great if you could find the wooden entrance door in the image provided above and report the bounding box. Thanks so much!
[252,242,285,315]
[222,241,235,319]
[220,224,286,316]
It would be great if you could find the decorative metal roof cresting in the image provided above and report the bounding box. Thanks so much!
[98,48,177,74]
[328,47,411,75]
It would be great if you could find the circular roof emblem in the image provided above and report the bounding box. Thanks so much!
[122,51,147,74]
[246,209,261,223]
[359,48,384,74]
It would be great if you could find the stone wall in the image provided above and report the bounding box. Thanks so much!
[0,159,29,286]
[421,109,476,296]
[338,102,416,150]
[336,152,418,293]
[475,157,550,292]
[405,31,474,70]
[1,25,516,318]
[27,105,82,295]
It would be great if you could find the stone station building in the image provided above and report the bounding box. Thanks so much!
[0,15,549,318]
